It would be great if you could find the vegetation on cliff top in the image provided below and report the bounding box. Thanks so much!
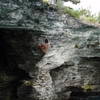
[62,7,98,23]
[42,0,100,25]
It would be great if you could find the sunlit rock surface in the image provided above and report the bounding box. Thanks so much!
[0,0,100,100]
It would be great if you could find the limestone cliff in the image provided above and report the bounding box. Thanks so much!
[0,0,100,100]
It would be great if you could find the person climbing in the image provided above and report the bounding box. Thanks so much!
[38,38,50,53]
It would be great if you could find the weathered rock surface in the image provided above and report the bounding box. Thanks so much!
[0,0,100,100]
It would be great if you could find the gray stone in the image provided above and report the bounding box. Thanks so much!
[0,0,100,100]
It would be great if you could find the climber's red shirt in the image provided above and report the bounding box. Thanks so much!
[38,43,50,53]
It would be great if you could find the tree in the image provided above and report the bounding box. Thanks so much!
[97,12,100,23]
[63,0,80,4]
[42,0,80,10]
[56,0,80,9]
[43,0,80,5]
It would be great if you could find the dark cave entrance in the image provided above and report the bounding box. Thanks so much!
[0,28,32,100]
[0,28,32,77]
[0,27,45,100]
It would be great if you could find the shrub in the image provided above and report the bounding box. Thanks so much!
[62,7,99,24]
[63,7,80,18]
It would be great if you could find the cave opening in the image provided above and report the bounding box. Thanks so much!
[0,28,32,100]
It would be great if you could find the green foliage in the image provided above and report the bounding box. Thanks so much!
[63,7,80,18]
[57,0,63,9]
[23,80,33,86]
[79,9,91,16]
[62,7,92,19]
[42,0,100,24]
[82,84,95,91]
[61,7,100,24]
[97,12,100,23]
[79,9,97,23]
[83,16,97,23]
[42,0,80,5]
[63,0,80,4]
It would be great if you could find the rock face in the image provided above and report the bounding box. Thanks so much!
[0,0,100,100]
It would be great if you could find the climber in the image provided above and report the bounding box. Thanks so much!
[38,39,50,53]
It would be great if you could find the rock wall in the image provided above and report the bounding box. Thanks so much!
[0,0,100,100]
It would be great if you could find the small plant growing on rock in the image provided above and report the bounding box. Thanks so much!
[23,80,33,86]
[81,84,94,92]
